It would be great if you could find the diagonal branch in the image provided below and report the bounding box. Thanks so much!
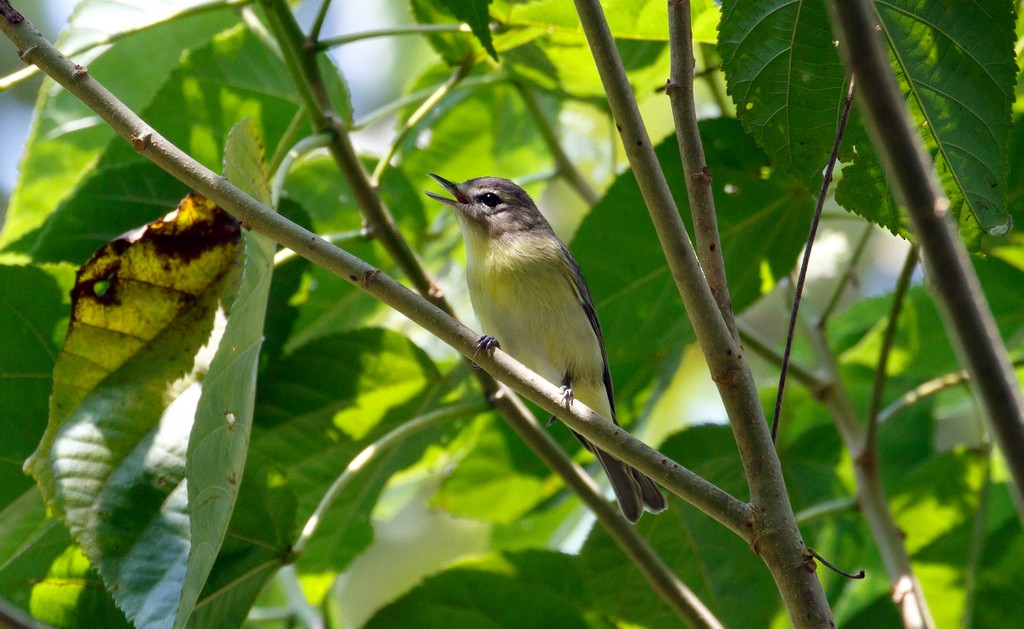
[828,0,1024,526]
[806,321,935,629]
[864,245,918,454]
[771,76,856,443]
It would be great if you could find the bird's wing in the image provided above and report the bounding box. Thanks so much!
[559,242,618,424]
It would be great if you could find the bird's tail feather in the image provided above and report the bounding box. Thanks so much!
[588,438,666,523]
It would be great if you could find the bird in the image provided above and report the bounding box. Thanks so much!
[425,173,667,522]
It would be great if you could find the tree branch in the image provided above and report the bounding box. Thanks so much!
[771,76,855,443]
[513,81,601,206]
[828,0,1024,525]
[817,223,874,326]
[254,5,732,622]
[736,322,823,392]
[806,322,935,628]
[666,0,734,338]
[259,0,449,312]
[876,358,1024,425]
[574,0,832,625]
[864,245,918,454]
[0,8,741,624]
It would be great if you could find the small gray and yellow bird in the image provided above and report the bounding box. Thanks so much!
[426,174,667,522]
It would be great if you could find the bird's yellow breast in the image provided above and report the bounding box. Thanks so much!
[461,225,607,413]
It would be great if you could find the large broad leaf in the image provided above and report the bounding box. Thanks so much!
[834,254,1024,419]
[0,264,74,506]
[24,193,244,628]
[432,414,562,522]
[184,456,296,628]
[176,120,276,628]
[718,0,847,189]
[0,7,239,250]
[572,118,813,419]
[579,424,780,627]
[9,25,320,263]
[250,329,443,592]
[366,551,591,627]
[719,0,1017,249]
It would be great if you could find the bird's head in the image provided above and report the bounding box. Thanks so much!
[425,174,549,236]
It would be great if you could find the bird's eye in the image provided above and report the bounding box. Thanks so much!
[477,192,501,208]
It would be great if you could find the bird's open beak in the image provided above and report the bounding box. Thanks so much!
[424,173,469,206]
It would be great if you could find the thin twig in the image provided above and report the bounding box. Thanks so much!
[575,0,831,624]
[807,547,865,580]
[256,16,746,626]
[259,0,450,313]
[266,109,309,177]
[697,43,732,116]
[864,245,919,455]
[795,497,857,526]
[293,400,488,555]
[0,0,252,92]
[667,0,735,340]
[270,132,332,207]
[317,23,472,50]
[961,447,993,629]
[877,358,1024,425]
[369,61,471,187]
[771,76,856,443]
[829,0,1024,526]
[273,229,370,266]
[736,321,822,391]
[513,81,600,206]
[271,566,322,629]
[818,223,874,325]
[352,74,502,130]
[308,0,333,44]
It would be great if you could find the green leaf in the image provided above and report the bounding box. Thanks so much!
[504,35,670,102]
[433,416,555,522]
[833,113,905,238]
[889,450,989,627]
[10,25,311,263]
[873,0,1016,243]
[0,491,130,629]
[18,162,189,263]
[24,194,244,628]
[572,118,813,418]
[366,551,591,628]
[720,0,1017,249]
[185,457,296,628]
[499,0,721,43]
[442,0,498,60]
[0,8,238,251]
[279,158,421,350]
[0,265,74,506]
[176,120,276,628]
[400,80,549,188]
[718,0,848,189]
[251,329,442,578]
